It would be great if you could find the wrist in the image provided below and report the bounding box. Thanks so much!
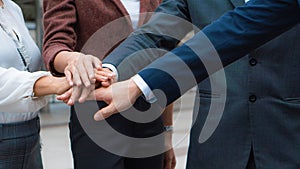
[65,51,79,64]
[47,76,58,94]
[131,74,157,103]
[54,51,74,73]
[164,126,173,148]
[33,76,53,96]
[52,76,70,95]
[128,79,142,100]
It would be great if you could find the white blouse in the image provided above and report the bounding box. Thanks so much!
[0,0,48,123]
[0,67,49,113]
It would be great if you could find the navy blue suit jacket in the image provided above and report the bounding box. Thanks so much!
[104,0,300,105]
[103,0,300,168]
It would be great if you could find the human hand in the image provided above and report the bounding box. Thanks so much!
[61,51,101,86]
[164,131,176,169]
[91,79,142,121]
[57,51,101,104]
[56,68,116,104]
[94,68,116,88]
[56,88,72,104]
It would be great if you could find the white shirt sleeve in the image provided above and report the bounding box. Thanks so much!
[103,63,157,103]
[0,67,50,113]
[131,74,157,103]
[102,63,119,81]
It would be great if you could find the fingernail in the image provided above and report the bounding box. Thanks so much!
[94,114,103,121]
[68,99,73,105]
[79,98,85,103]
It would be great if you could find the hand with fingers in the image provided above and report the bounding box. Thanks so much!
[57,68,116,105]
[55,51,102,105]
[90,79,142,121]
[164,148,176,169]
[94,68,117,88]
[164,131,177,169]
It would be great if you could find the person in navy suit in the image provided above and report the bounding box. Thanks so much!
[60,0,300,168]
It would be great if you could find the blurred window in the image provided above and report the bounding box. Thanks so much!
[13,0,37,22]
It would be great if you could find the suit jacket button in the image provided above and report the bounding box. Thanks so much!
[249,95,257,102]
[249,58,257,66]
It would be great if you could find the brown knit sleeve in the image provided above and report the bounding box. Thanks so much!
[42,0,77,76]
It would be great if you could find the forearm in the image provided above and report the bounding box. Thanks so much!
[33,76,69,97]
[203,0,300,61]
[103,0,192,81]
[162,104,174,126]
[42,0,77,73]
[138,0,300,106]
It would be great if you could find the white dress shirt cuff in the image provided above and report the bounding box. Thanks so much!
[131,74,157,103]
[102,63,119,81]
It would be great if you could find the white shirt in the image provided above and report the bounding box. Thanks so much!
[102,0,141,80]
[120,0,140,30]
[0,67,49,113]
[0,0,49,123]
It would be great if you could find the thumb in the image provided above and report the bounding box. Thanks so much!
[94,103,117,121]
[57,88,72,100]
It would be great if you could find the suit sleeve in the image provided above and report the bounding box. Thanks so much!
[42,0,77,76]
[138,0,300,105]
[103,0,192,81]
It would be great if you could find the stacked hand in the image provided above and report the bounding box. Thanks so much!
[57,67,116,104]
[55,51,176,169]
[56,51,101,105]
[58,78,176,169]
[55,51,115,105]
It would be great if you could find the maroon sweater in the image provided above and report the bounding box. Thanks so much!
[43,0,161,75]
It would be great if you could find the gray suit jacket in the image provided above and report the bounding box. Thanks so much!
[104,0,300,168]
[188,1,300,169]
